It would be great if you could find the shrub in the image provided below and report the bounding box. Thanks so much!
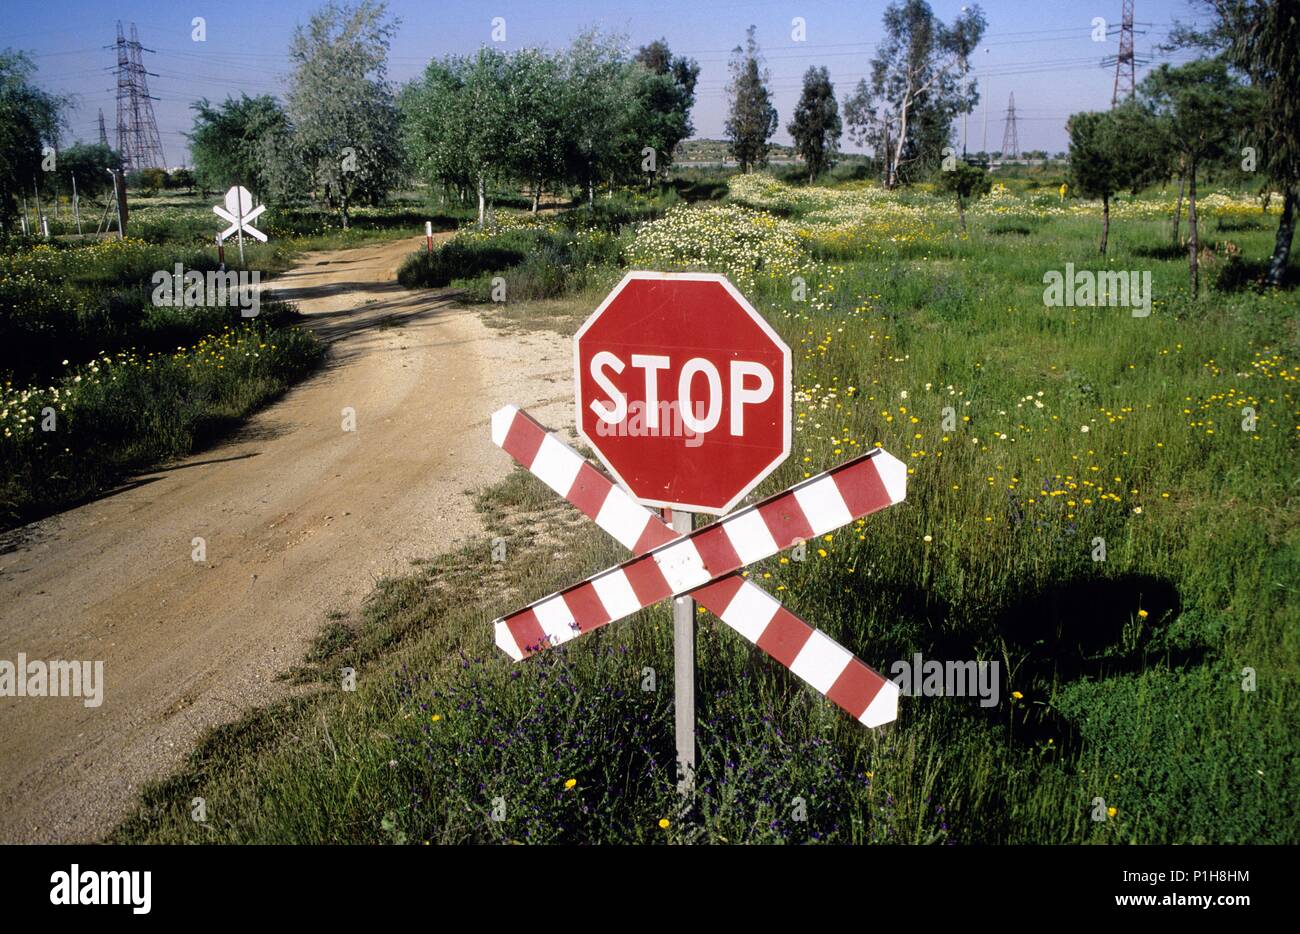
[1,317,321,525]
[397,235,534,288]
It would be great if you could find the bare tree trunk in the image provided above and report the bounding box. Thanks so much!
[1265,187,1296,287]
[957,194,966,233]
[531,177,540,214]
[892,94,911,189]
[1172,169,1185,245]
[881,118,892,189]
[477,174,486,227]
[1188,163,1199,298]
[1100,193,1110,254]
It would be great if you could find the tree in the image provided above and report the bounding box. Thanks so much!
[1067,104,1161,254]
[400,58,474,207]
[168,167,196,191]
[504,49,566,211]
[129,167,167,195]
[0,50,66,231]
[788,66,841,181]
[938,160,990,233]
[285,0,403,228]
[1167,0,1300,286]
[949,6,986,156]
[725,26,778,172]
[844,1,984,188]
[1140,60,1255,296]
[460,48,516,224]
[563,31,629,204]
[256,121,310,206]
[632,39,700,181]
[188,94,288,197]
[58,142,120,201]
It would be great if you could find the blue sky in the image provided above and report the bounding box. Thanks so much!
[3,0,1210,166]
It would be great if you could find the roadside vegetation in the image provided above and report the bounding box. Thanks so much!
[114,169,1299,844]
[0,237,321,526]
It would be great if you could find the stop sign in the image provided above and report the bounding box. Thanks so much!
[574,271,791,514]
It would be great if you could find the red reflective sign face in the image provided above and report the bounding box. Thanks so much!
[574,272,791,514]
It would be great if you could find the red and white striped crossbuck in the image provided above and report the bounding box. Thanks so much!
[490,405,905,728]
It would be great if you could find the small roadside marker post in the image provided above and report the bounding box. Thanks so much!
[111,168,128,240]
[71,175,82,237]
[426,220,434,254]
[32,180,45,239]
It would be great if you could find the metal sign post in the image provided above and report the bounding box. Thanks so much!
[235,189,245,265]
[669,508,696,794]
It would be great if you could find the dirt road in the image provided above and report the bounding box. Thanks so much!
[0,235,571,842]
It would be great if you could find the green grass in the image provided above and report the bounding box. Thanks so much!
[112,178,1299,845]
[0,229,330,527]
[398,223,625,302]
[0,318,322,527]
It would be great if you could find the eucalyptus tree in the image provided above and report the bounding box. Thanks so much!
[843,1,984,188]
[284,0,403,228]
[1167,0,1300,285]
[0,50,66,230]
[188,94,287,198]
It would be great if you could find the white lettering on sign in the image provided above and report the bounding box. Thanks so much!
[678,359,722,434]
[590,351,626,423]
[588,354,775,437]
[730,361,774,435]
[631,354,670,428]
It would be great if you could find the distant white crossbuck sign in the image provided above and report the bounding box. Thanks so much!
[213,186,266,245]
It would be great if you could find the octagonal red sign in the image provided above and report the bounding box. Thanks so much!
[574,271,791,514]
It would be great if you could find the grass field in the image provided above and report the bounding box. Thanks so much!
[36,189,468,253]
[114,172,1299,844]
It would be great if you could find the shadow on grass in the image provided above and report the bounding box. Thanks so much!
[840,570,1202,755]
[1132,243,1187,261]
[991,574,1201,752]
[1214,256,1300,293]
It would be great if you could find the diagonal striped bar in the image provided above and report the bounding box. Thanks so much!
[489,405,902,727]
[493,425,904,651]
